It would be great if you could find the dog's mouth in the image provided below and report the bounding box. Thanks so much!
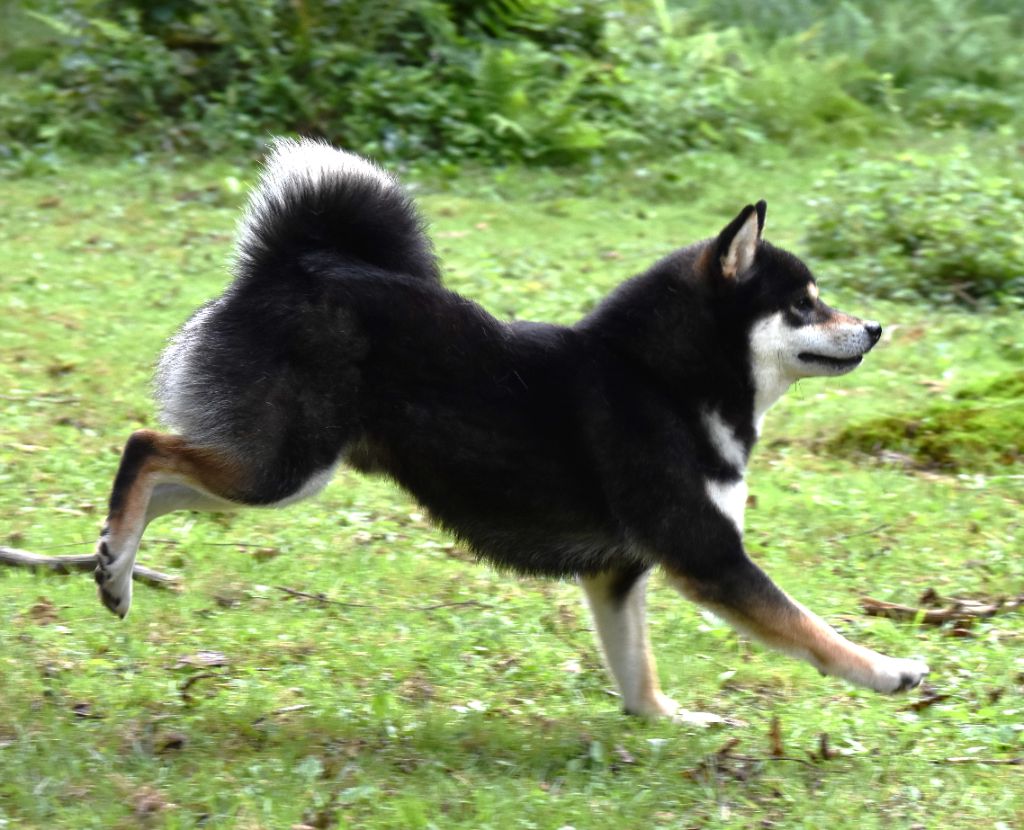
[797,352,863,372]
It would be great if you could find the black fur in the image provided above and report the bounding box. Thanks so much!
[105,431,155,517]
[159,145,823,583]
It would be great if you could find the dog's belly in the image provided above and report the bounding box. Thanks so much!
[442,522,642,578]
[346,427,626,576]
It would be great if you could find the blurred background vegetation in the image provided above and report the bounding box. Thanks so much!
[2,0,1022,306]
[3,0,1022,163]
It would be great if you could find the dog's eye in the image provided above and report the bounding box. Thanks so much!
[793,296,815,313]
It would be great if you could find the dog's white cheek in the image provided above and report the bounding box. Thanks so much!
[748,312,794,424]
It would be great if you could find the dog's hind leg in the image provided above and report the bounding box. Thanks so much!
[664,557,929,694]
[94,429,244,618]
[581,567,678,717]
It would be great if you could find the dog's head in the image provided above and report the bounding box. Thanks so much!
[703,202,882,414]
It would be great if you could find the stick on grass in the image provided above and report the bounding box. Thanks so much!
[0,545,180,589]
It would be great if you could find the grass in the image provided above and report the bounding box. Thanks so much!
[0,141,1022,829]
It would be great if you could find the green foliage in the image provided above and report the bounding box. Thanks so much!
[804,147,1024,304]
[2,0,1023,168]
[590,21,882,153]
[1,0,614,163]
[825,371,1024,471]
[689,0,1024,128]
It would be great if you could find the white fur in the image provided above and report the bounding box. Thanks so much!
[269,462,340,508]
[705,477,748,535]
[702,409,747,471]
[748,309,879,427]
[701,411,750,535]
[862,656,931,693]
[795,321,876,363]
[155,299,223,432]
[748,312,795,425]
[236,137,395,271]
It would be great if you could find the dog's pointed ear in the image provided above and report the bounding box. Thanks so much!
[714,200,766,281]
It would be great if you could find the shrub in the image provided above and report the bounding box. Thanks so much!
[1,0,1022,167]
[0,0,615,163]
[804,147,1024,304]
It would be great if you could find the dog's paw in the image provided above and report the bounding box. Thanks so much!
[870,656,929,693]
[94,534,132,619]
[624,690,680,719]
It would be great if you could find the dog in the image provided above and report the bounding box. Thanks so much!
[94,138,928,718]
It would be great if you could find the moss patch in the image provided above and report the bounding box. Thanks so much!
[825,371,1024,471]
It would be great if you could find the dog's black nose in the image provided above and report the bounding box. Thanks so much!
[864,321,882,345]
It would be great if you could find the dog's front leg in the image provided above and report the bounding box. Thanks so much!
[665,557,929,694]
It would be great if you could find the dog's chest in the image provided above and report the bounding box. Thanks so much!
[701,409,749,534]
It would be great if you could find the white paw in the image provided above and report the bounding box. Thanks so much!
[624,692,747,727]
[624,690,680,719]
[870,656,929,693]
[94,535,133,618]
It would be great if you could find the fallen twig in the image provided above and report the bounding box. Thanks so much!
[275,586,376,608]
[413,599,493,612]
[685,736,818,784]
[825,523,893,543]
[275,585,492,613]
[937,757,1023,766]
[0,393,80,404]
[178,672,219,705]
[0,545,180,590]
[860,594,1023,626]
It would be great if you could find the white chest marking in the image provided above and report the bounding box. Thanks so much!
[702,409,747,471]
[706,478,748,535]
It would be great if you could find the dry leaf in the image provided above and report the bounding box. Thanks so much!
[157,731,188,752]
[132,785,172,817]
[904,692,950,712]
[768,715,784,758]
[26,597,58,625]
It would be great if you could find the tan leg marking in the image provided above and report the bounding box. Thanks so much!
[95,430,242,618]
[665,570,928,693]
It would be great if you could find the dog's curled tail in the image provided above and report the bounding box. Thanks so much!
[234,137,440,284]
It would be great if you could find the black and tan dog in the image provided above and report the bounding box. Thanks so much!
[94,139,928,718]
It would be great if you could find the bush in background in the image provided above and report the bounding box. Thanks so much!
[804,146,1024,304]
[1,0,1022,167]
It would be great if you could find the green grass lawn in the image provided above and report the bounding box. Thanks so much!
[1,146,1021,829]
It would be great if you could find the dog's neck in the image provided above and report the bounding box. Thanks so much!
[751,366,793,437]
[703,363,793,477]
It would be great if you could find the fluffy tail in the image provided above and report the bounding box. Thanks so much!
[234,137,440,283]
